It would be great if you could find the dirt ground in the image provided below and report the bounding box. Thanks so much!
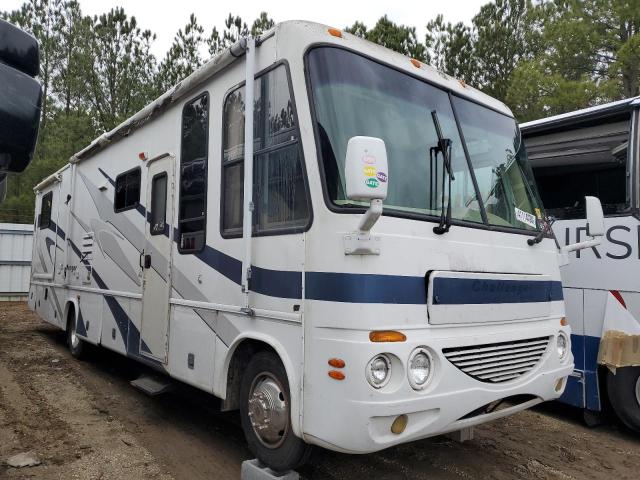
[1,302,639,480]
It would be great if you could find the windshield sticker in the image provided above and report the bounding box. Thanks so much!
[515,207,537,228]
[363,166,376,177]
[534,208,542,219]
[376,171,387,182]
[365,178,379,188]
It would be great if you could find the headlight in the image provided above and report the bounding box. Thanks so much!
[408,348,433,390]
[557,332,569,360]
[366,354,391,388]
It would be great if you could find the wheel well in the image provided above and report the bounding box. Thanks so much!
[222,339,277,412]
[65,302,76,331]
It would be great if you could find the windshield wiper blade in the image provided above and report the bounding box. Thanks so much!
[430,110,455,235]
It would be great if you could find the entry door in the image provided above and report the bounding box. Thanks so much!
[140,154,175,362]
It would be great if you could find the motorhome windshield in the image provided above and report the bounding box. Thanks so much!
[307,46,543,232]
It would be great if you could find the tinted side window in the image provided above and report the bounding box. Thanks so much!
[150,172,167,235]
[39,191,52,229]
[114,168,141,212]
[221,65,310,236]
[179,93,209,253]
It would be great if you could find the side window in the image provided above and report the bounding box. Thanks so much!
[179,93,209,253]
[39,191,53,229]
[114,167,141,212]
[150,172,168,235]
[221,65,310,236]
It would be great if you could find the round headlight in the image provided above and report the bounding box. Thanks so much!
[557,332,569,360]
[408,348,433,389]
[367,354,391,388]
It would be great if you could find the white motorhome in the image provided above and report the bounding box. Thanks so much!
[523,98,640,432]
[29,21,602,470]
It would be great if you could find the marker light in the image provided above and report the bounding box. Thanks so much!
[366,354,391,388]
[408,348,433,390]
[410,59,421,68]
[328,358,345,368]
[328,28,342,38]
[560,317,568,326]
[557,332,569,360]
[328,370,345,380]
[369,331,406,342]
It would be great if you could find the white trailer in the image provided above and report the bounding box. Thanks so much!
[523,98,640,432]
[29,21,602,470]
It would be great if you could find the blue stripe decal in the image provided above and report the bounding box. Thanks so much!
[252,266,302,299]
[305,272,427,304]
[432,278,563,305]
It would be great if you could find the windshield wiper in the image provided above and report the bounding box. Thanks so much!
[430,110,455,235]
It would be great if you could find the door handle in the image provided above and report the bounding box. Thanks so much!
[139,250,145,269]
[144,254,151,269]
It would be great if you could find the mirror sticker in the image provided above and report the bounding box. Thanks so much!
[515,207,537,228]
[365,178,379,188]
[363,165,376,177]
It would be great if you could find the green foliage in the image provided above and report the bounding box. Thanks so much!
[346,15,426,61]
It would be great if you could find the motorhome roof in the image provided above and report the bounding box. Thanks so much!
[521,96,640,134]
[67,20,512,166]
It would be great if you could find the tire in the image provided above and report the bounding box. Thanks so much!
[239,351,312,472]
[66,312,85,359]
[607,366,640,433]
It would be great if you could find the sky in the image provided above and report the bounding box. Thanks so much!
[4,0,489,58]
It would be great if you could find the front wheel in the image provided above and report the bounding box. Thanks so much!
[67,313,85,359]
[239,351,312,472]
[607,366,640,433]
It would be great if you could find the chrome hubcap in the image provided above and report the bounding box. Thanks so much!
[635,375,640,407]
[247,373,288,449]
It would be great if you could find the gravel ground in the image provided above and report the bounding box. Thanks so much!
[1,301,639,479]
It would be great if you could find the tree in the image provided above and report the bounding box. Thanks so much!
[505,0,640,120]
[473,0,540,101]
[346,15,426,61]
[425,15,478,84]
[79,7,157,132]
[157,14,205,93]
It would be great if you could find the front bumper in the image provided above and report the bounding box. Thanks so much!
[302,319,573,453]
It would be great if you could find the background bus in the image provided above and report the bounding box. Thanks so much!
[522,98,640,432]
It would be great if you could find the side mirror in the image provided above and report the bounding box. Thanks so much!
[343,136,389,255]
[345,136,388,202]
[585,195,604,237]
[560,196,604,262]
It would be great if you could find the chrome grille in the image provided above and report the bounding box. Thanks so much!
[442,336,550,383]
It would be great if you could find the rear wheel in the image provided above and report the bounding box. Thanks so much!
[607,366,640,433]
[239,351,312,472]
[66,311,85,359]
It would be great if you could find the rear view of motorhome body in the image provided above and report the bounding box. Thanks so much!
[523,99,640,432]
[29,21,602,470]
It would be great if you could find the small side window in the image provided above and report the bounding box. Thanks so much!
[178,92,209,253]
[39,191,53,229]
[150,172,168,235]
[114,167,141,212]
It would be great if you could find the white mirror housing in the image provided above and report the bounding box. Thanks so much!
[559,196,604,265]
[345,136,388,201]
[585,195,604,237]
[343,136,389,255]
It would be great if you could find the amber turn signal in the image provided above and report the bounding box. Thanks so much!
[328,370,345,380]
[410,58,421,68]
[369,330,406,343]
[328,28,342,38]
[328,358,345,368]
[560,317,568,326]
